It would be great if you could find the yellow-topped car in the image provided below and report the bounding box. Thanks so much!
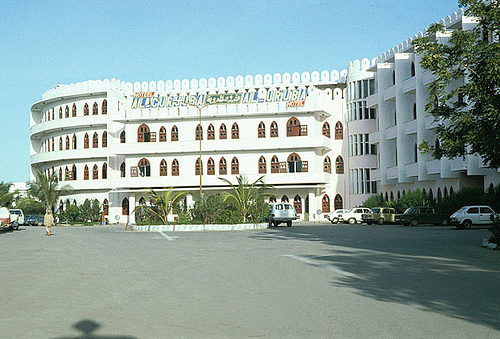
[362,207,396,225]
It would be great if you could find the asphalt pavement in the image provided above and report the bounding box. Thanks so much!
[1,222,499,338]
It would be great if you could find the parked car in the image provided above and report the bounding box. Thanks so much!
[9,209,25,225]
[362,207,396,225]
[327,209,348,224]
[0,207,20,230]
[396,206,450,226]
[340,207,372,224]
[25,215,44,226]
[267,202,297,227]
[450,205,497,229]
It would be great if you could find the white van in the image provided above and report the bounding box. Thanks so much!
[268,203,297,227]
[9,209,25,225]
[0,207,20,230]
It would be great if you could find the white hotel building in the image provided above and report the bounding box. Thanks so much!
[30,9,500,223]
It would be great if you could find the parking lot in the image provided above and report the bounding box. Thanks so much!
[1,222,499,338]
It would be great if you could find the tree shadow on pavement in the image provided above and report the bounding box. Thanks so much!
[250,226,500,331]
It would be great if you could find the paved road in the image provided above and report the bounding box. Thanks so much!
[1,223,499,338]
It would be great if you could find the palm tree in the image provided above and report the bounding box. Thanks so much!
[29,171,72,211]
[219,175,272,222]
[0,181,14,208]
[133,188,186,224]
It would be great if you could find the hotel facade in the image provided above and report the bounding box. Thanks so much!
[30,8,500,223]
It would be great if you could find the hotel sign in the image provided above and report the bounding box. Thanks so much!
[131,89,307,109]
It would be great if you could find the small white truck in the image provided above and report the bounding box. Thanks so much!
[0,207,20,230]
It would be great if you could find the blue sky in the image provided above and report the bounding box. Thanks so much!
[0,0,460,183]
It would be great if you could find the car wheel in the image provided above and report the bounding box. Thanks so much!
[287,220,292,227]
[410,219,419,227]
[268,221,273,227]
[348,218,356,225]
[331,218,338,224]
[367,221,373,225]
[462,219,472,229]
[441,219,449,226]
[12,222,19,230]
[402,222,409,227]
[377,218,384,225]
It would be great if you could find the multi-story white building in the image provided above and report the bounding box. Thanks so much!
[346,8,500,205]
[30,8,500,223]
[30,72,348,223]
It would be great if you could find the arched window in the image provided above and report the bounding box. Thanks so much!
[258,121,266,138]
[122,198,129,215]
[411,61,416,77]
[160,159,167,176]
[59,167,63,181]
[444,187,448,198]
[92,102,98,115]
[72,103,77,117]
[322,122,330,138]
[72,165,77,181]
[93,132,98,148]
[84,103,89,116]
[281,195,289,203]
[196,124,203,140]
[138,158,151,177]
[322,195,330,213]
[84,165,89,180]
[270,121,278,137]
[335,121,343,140]
[414,143,418,163]
[172,159,179,176]
[51,138,54,151]
[231,123,239,139]
[65,105,69,118]
[219,157,227,175]
[269,196,277,203]
[294,195,302,214]
[59,200,64,212]
[102,99,107,115]
[195,158,203,175]
[171,125,179,141]
[52,108,54,120]
[207,158,215,175]
[231,157,239,174]
[65,136,70,150]
[59,137,63,151]
[336,156,344,174]
[429,188,434,201]
[324,156,331,173]
[102,163,107,179]
[334,194,343,210]
[220,124,227,139]
[120,162,125,177]
[413,102,417,120]
[138,124,150,142]
[102,131,107,148]
[59,107,63,119]
[208,124,215,140]
[271,156,279,173]
[259,156,266,174]
[392,70,396,85]
[437,187,442,202]
[72,134,77,149]
[103,199,109,215]
[120,131,126,143]
[84,133,89,148]
[287,117,301,136]
[287,153,301,173]
[159,126,167,142]
[93,164,99,179]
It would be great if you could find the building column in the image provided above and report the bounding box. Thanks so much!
[129,195,136,224]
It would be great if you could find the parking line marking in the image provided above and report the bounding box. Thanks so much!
[282,254,359,278]
[158,231,175,241]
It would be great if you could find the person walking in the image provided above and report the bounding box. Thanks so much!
[44,209,54,236]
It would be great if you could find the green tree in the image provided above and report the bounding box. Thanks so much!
[79,199,101,223]
[413,0,500,168]
[16,197,45,215]
[191,194,240,224]
[29,171,72,211]
[219,175,272,223]
[0,182,14,208]
[133,188,186,224]
[362,195,387,209]
[388,189,430,213]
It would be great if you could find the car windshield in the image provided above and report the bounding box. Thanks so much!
[372,208,380,213]
[11,210,21,215]
[454,206,467,214]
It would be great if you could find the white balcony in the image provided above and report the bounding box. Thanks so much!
[384,85,397,101]
[405,162,418,177]
[401,76,416,94]
[425,114,438,130]
[404,119,417,135]
[426,159,441,175]
[31,116,108,138]
[450,157,467,172]
[366,94,378,108]
[31,148,109,165]
[387,166,398,180]
[386,125,398,140]
[422,71,435,86]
